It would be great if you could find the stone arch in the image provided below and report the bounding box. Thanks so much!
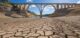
[27,4,41,15]
[51,4,58,10]
[15,3,77,18]
[42,5,56,15]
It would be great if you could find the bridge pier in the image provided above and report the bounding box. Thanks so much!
[16,4,30,17]
[58,4,63,9]
[67,4,70,8]
[36,4,45,18]
[58,4,60,9]
[52,4,57,10]
[60,4,63,9]
[23,4,30,17]
[56,4,59,9]
[69,4,72,8]
[62,5,65,8]
[70,4,75,8]
[66,4,68,8]
[64,4,67,8]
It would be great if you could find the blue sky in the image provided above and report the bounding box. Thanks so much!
[9,0,80,15]
[28,5,55,15]
[9,0,79,3]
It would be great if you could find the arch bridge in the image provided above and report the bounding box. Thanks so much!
[10,2,80,18]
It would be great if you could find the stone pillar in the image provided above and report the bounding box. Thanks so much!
[20,5,24,10]
[52,4,56,10]
[69,4,72,8]
[62,4,64,8]
[66,4,68,8]
[66,4,70,8]
[25,5,29,10]
[40,5,44,18]
[18,4,22,15]
[17,5,20,8]
[71,4,75,8]
[23,4,29,17]
[18,4,21,10]
[72,4,74,7]
[67,4,69,8]
[74,4,77,7]
[70,4,72,8]
[60,4,63,9]
[22,4,27,12]
[64,4,66,8]
[52,4,55,9]
[63,4,66,8]
[69,4,71,8]
[56,4,59,9]
[58,4,61,9]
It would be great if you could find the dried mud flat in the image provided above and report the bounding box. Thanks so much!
[0,16,80,38]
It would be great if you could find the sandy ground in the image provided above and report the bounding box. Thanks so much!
[0,16,80,38]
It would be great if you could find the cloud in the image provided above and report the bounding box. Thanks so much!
[31,5,36,7]
[27,0,32,2]
[77,0,80,4]
[29,5,36,8]
[43,5,54,11]
[42,5,55,15]
[44,8,49,11]
[29,5,37,9]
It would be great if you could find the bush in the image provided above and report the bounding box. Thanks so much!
[0,2,12,7]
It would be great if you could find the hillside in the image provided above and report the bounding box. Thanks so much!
[50,6,80,17]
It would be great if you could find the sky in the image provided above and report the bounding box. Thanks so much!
[9,0,79,3]
[28,5,55,15]
[9,0,80,15]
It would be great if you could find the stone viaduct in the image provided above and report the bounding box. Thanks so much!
[14,3,80,18]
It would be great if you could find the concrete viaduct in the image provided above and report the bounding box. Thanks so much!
[14,3,79,18]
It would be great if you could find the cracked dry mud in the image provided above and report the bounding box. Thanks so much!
[0,16,80,38]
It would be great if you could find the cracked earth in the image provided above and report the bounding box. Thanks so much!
[0,16,80,38]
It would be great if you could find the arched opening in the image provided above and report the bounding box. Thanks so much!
[28,4,40,15]
[28,5,56,17]
[42,5,55,16]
